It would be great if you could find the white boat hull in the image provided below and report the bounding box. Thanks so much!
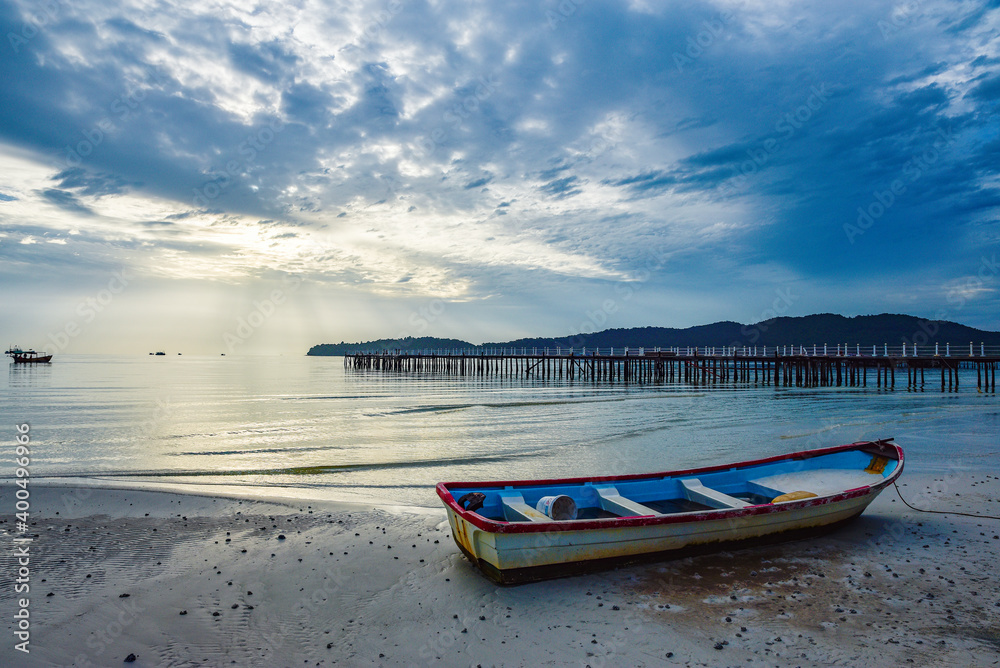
[446,487,878,582]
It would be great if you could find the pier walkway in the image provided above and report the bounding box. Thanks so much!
[346,343,999,392]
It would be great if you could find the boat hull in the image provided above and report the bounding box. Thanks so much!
[11,354,52,363]
[446,488,877,584]
[438,440,902,584]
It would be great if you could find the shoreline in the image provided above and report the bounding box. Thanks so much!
[2,470,999,667]
[14,476,438,513]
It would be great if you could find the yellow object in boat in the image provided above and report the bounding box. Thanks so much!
[771,490,818,503]
[865,455,889,474]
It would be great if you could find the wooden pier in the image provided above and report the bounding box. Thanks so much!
[346,344,999,392]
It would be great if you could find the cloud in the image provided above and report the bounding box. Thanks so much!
[539,176,582,199]
[52,168,135,197]
[966,73,1000,101]
[1,0,1000,347]
[464,176,492,189]
[37,188,95,215]
[229,39,299,84]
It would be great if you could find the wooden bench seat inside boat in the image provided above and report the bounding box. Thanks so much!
[679,478,752,510]
[499,492,550,522]
[593,485,659,517]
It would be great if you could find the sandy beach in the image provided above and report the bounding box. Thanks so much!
[2,469,999,668]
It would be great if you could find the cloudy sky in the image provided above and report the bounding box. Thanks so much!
[1,0,998,354]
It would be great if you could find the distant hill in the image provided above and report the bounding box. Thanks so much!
[307,313,1000,355]
[483,314,1000,349]
[307,336,475,356]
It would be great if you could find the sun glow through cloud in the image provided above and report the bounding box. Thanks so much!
[0,0,998,353]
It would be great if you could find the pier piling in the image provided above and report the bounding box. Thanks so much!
[345,345,999,393]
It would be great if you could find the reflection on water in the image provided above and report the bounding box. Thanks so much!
[8,362,53,388]
[0,355,996,506]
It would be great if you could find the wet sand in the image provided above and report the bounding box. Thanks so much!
[2,470,999,667]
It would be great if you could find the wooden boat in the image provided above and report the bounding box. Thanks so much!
[5,347,53,364]
[437,438,903,584]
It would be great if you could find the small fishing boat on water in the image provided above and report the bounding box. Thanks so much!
[5,347,53,364]
[437,438,903,584]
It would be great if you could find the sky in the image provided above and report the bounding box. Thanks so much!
[1,0,998,355]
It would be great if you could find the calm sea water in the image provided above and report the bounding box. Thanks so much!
[2,355,997,507]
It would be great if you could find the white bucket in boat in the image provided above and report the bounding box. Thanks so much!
[536,495,577,520]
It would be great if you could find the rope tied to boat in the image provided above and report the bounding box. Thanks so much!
[893,481,1000,521]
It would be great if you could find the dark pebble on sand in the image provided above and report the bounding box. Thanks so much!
[278,534,286,540]
[124,653,137,662]
[179,610,187,615]
[119,594,130,598]
[714,642,724,650]
[46,592,54,597]
[231,604,239,609]
[212,611,220,617]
